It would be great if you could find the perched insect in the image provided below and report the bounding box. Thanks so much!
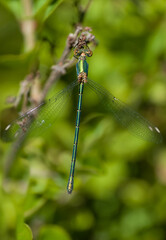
[3,45,162,194]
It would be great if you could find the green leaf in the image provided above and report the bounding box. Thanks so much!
[34,0,64,24]
[0,1,23,55]
[43,0,63,22]
[38,225,71,240]
[17,223,33,240]
[34,0,52,20]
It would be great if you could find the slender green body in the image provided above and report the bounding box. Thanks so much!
[67,53,89,194]
[67,82,84,193]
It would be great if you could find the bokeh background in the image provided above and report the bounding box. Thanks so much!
[0,0,166,239]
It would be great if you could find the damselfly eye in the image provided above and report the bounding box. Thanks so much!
[74,49,82,56]
[85,49,93,57]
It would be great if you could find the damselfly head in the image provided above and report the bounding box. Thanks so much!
[74,47,93,58]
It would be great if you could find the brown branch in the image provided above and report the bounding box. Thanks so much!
[41,26,83,99]
[3,133,26,176]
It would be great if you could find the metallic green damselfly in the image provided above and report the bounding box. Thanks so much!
[2,46,162,194]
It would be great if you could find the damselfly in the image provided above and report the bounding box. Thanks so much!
[2,45,162,194]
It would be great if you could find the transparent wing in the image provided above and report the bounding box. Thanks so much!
[2,80,79,142]
[87,79,162,144]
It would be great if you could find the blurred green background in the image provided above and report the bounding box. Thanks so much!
[0,0,166,239]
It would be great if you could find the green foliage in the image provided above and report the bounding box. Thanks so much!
[0,0,166,240]
[17,222,33,240]
[38,225,71,240]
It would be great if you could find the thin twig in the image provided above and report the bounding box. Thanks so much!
[41,27,82,99]
[76,0,93,24]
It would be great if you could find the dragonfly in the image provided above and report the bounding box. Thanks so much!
[2,45,162,194]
